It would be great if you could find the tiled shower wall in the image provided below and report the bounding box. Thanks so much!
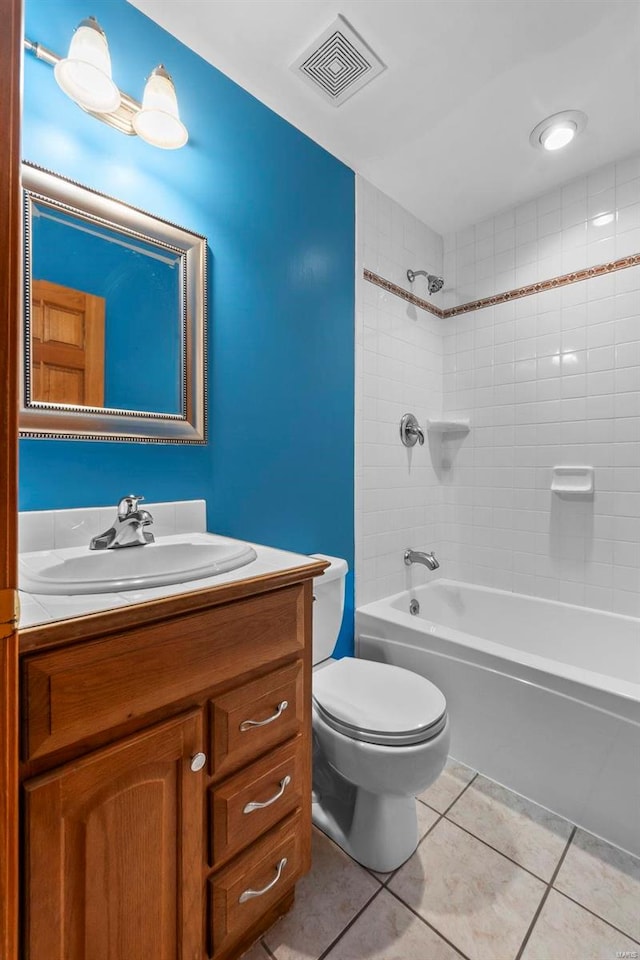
[356,153,640,616]
[355,177,444,605]
[442,153,640,309]
[439,154,640,616]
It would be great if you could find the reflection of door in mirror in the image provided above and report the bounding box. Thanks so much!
[30,279,105,407]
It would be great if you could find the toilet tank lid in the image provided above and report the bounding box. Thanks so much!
[310,554,348,584]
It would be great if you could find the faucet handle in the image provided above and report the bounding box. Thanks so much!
[400,413,425,447]
[117,494,145,519]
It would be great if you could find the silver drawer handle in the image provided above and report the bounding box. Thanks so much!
[239,857,287,903]
[243,775,291,814]
[240,700,288,732]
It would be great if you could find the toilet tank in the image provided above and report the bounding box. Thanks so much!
[310,554,348,665]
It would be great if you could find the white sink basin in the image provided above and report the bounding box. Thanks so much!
[19,537,257,595]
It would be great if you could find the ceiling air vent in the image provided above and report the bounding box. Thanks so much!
[291,15,385,107]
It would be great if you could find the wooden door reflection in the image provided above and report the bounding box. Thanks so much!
[31,279,105,406]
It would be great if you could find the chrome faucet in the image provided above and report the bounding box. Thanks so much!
[90,495,155,550]
[404,549,440,571]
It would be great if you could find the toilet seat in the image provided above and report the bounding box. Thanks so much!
[313,657,447,746]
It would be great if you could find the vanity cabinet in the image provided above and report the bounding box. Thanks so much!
[24,711,204,960]
[19,566,324,960]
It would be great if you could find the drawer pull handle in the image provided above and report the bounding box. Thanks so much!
[240,700,288,732]
[243,775,292,814]
[239,857,288,903]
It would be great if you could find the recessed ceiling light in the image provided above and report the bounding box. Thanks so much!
[529,110,587,152]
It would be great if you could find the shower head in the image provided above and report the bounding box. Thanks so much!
[406,269,444,295]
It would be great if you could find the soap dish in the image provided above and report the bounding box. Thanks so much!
[551,466,594,495]
[426,419,470,434]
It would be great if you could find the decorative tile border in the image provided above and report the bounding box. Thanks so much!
[363,268,444,318]
[364,253,640,319]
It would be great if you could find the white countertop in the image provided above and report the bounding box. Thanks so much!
[19,532,319,629]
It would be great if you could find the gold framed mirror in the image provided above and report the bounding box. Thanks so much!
[20,162,207,443]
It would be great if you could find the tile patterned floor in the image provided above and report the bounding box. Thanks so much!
[244,759,640,960]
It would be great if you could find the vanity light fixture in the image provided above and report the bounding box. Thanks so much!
[133,65,188,150]
[24,17,189,149]
[529,110,587,152]
[53,16,120,114]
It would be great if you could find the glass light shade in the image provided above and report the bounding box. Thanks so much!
[54,17,121,114]
[132,66,188,150]
[541,122,576,151]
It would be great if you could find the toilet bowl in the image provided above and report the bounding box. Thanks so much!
[310,555,450,872]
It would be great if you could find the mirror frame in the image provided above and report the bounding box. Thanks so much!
[20,162,207,443]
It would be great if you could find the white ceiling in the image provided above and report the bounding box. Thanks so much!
[129,0,640,235]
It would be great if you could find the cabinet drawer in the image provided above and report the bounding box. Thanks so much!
[210,738,302,866]
[23,585,304,760]
[210,661,303,779]
[209,813,302,958]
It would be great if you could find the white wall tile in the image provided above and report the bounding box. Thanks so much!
[356,176,443,604]
[356,156,640,615]
[19,500,207,556]
[18,510,55,552]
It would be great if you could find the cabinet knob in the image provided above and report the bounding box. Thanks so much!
[190,752,207,772]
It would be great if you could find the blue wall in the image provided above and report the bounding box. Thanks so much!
[21,0,355,655]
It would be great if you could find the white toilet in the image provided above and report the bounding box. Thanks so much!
[311,554,450,872]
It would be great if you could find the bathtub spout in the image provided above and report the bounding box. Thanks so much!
[404,549,440,571]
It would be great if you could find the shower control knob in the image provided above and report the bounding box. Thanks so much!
[190,752,206,773]
[400,413,425,447]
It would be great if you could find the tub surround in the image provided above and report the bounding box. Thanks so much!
[355,177,444,607]
[357,154,640,616]
[357,580,640,856]
[443,153,640,309]
[441,156,640,613]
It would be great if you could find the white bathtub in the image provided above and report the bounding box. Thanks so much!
[356,579,640,855]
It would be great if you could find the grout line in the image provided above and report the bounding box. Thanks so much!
[379,809,444,886]
[442,812,562,885]
[549,889,640,946]
[316,885,384,960]
[384,885,473,960]
[514,825,577,960]
[310,787,639,960]
[439,772,479,817]
[376,774,479,889]
[259,938,277,960]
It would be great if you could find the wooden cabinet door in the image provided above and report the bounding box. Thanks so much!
[24,710,205,960]
[30,279,105,406]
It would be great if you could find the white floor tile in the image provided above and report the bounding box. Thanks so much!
[554,829,640,941]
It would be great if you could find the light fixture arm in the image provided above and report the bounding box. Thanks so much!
[24,36,141,135]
